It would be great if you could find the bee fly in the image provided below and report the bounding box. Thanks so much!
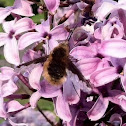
[42,28,91,88]
[43,42,69,85]
[17,27,91,89]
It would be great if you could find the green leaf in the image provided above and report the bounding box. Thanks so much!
[0,54,5,60]
[16,98,54,111]
[0,0,14,6]
[0,118,4,124]
[38,99,54,111]
[31,13,44,24]
[0,25,3,32]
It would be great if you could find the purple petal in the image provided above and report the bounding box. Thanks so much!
[93,1,117,20]
[7,100,24,112]
[76,58,101,77]
[2,79,18,97]
[80,81,92,93]
[0,97,6,119]
[29,64,43,90]
[4,38,20,65]
[51,24,68,40]
[55,93,72,122]
[99,122,106,126]
[111,57,126,69]
[40,80,61,98]
[12,0,22,9]
[109,113,122,126]
[90,67,119,87]
[0,7,11,23]
[35,19,50,33]
[11,0,34,16]
[22,49,41,62]
[47,39,59,52]
[63,73,80,105]
[30,91,41,108]
[94,28,103,40]
[121,64,126,92]
[14,18,35,35]
[108,89,123,101]
[8,119,28,126]
[118,9,126,36]
[18,32,43,50]
[99,17,124,40]
[2,20,16,33]
[43,0,60,14]
[77,1,88,10]
[96,58,110,69]
[118,0,126,5]
[70,46,95,60]
[0,67,14,80]
[119,95,126,112]
[118,0,126,10]
[40,89,61,98]
[87,96,109,121]
[99,39,126,58]
[0,33,8,46]
[66,106,79,126]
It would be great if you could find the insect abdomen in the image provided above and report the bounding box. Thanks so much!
[43,43,69,85]
[48,61,66,80]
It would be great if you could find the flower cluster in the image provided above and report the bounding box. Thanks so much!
[0,0,126,126]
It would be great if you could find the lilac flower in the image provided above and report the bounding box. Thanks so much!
[29,64,71,122]
[18,18,68,54]
[0,18,35,65]
[63,70,91,104]
[99,39,126,58]
[109,113,122,126]
[65,93,95,126]
[92,0,126,20]
[76,1,88,10]
[99,113,122,126]
[70,45,96,60]
[94,17,124,40]
[53,6,75,26]
[0,0,34,23]
[90,67,119,87]
[0,67,15,81]
[28,63,91,122]
[0,67,18,97]
[72,27,90,45]
[87,95,109,121]
[121,64,126,92]
[43,0,60,14]
[0,67,28,125]
[22,49,41,63]
[76,58,102,79]
[1,0,126,125]
[70,43,110,79]
[1,108,57,126]
[28,64,61,106]
[88,86,126,121]
[0,99,27,126]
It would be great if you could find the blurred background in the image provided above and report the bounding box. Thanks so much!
[0,0,57,125]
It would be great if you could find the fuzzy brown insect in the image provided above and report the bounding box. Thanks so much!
[17,29,91,88]
[42,42,69,85]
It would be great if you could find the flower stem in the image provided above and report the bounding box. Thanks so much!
[37,105,55,126]
[6,94,30,100]
[17,74,35,92]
